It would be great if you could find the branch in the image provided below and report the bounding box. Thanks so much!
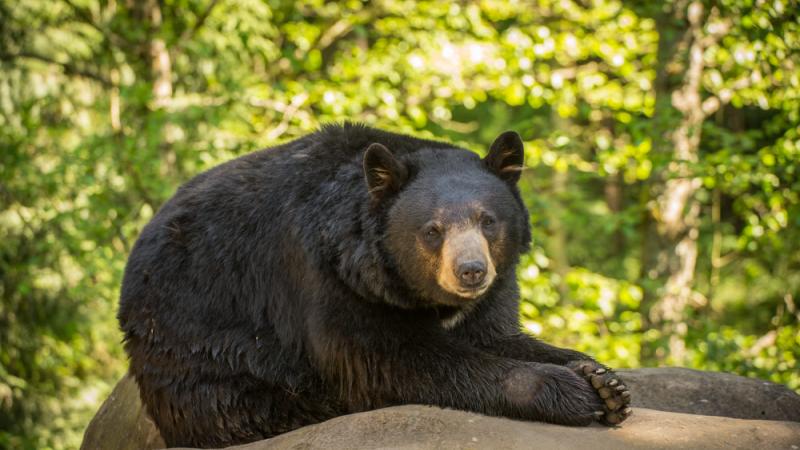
[62,0,130,51]
[264,92,309,141]
[314,9,377,54]
[701,75,752,115]
[317,18,354,50]
[549,61,603,80]
[1,51,114,87]
[178,0,219,46]
[167,0,221,60]
[700,7,732,48]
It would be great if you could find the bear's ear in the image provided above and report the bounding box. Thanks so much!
[363,143,408,203]
[484,131,524,185]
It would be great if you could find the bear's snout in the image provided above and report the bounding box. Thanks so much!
[456,260,487,287]
[437,227,497,299]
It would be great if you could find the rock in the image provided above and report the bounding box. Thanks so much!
[198,405,800,450]
[82,369,800,450]
[80,373,166,450]
[620,367,800,422]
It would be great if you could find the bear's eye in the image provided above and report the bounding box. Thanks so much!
[480,215,496,229]
[421,223,443,244]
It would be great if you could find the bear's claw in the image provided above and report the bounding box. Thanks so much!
[569,360,632,426]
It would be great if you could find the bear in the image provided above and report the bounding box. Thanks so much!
[118,123,631,448]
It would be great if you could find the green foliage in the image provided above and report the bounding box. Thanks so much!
[1,0,798,448]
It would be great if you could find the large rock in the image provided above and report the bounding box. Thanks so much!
[83,369,800,450]
[619,367,800,422]
[80,373,166,450]
[201,405,800,450]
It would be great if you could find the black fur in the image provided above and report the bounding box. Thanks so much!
[118,123,624,448]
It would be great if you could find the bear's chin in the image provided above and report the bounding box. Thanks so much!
[453,285,490,299]
[441,282,492,301]
[429,285,490,308]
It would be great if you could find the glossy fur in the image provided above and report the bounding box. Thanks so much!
[118,123,629,448]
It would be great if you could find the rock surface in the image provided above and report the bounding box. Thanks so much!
[82,369,800,450]
[81,373,166,450]
[619,367,800,422]
[203,405,800,450]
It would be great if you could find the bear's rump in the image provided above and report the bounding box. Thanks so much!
[130,342,341,447]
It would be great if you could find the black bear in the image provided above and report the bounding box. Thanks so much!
[118,123,631,448]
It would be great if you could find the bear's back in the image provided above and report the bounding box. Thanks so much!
[117,124,458,350]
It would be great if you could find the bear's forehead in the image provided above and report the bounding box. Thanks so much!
[397,172,513,221]
[431,201,489,223]
[414,169,506,199]
[391,195,493,227]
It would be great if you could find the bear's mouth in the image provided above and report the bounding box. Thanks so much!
[454,282,491,299]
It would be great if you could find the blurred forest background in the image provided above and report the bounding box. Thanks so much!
[1,0,799,448]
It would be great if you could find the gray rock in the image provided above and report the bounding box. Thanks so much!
[620,367,800,422]
[80,373,165,450]
[205,405,800,450]
[82,369,800,450]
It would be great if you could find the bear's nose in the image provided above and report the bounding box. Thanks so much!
[456,260,487,287]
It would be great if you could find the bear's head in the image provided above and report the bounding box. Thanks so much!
[363,131,530,308]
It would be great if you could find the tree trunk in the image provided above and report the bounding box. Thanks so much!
[642,1,710,365]
[547,166,570,301]
[140,0,172,104]
[135,0,176,177]
[547,112,572,301]
[604,172,624,258]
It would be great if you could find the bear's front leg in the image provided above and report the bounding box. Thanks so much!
[307,300,607,426]
[451,296,633,425]
[474,332,633,425]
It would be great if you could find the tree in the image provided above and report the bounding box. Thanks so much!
[1,0,798,447]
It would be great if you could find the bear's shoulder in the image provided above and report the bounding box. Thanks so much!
[310,123,456,159]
